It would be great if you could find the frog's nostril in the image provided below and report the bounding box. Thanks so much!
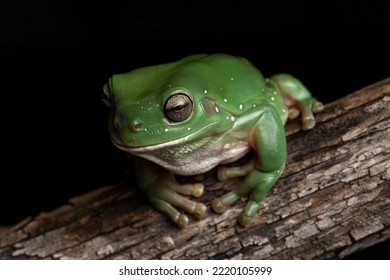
[131,120,143,132]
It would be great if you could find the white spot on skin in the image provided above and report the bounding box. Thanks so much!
[215,106,219,113]
[239,104,244,110]
[253,104,257,108]
[282,109,287,113]
[224,98,228,103]
[271,96,275,101]
[273,91,278,95]
[164,128,169,132]
[187,127,191,131]
[204,89,208,94]
[230,77,234,81]
[231,116,235,121]
[144,128,148,131]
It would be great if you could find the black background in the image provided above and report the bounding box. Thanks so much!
[1,1,389,258]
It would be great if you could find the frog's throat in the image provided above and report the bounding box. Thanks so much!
[111,122,218,153]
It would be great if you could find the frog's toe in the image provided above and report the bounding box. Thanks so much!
[193,203,207,218]
[238,213,253,227]
[211,198,228,213]
[302,116,316,130]
[238,200,259,227]
[176,214,189,228]
[312,101,324,113]
[217,167,229,181]
[169,182,204,197]
[212,191,240,213]
[192,183,204,197]
[287,107,300,120]
[149,196,190,228]
[217,160,256,181]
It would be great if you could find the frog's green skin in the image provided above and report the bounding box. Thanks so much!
[103,54,323,228]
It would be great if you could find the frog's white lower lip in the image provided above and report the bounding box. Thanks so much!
[112,123,216,154]
[112,135,193,153]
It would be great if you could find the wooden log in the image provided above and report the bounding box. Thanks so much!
[0,78,389,260]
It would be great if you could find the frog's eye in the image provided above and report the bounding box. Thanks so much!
[164,93,193,122]
[101,83,112,107]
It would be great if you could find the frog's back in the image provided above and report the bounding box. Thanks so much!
[175,54,287,119]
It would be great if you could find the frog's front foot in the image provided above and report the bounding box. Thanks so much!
[213,159,257,215]
[145,178,206,228]
[217,158,256,182]
[211,191,240,213]
[238,200,260,227]
[211,191,259,227]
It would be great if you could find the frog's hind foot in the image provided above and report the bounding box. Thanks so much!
[269,73,324,130]
[298,98,324,130]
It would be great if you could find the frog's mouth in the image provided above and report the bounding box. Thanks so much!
[111,122,218,154]
[112,133,204,153]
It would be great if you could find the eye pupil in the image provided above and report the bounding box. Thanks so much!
[164,93,193,122]
[170,104,185,112]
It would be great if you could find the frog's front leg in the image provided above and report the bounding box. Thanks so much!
[133,157,206,228]
[211,104,286,227]
[269,74,324,130]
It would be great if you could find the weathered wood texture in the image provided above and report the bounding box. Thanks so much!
[1,78,389,260]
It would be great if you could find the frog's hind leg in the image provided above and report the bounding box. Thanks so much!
[269,74,324,130]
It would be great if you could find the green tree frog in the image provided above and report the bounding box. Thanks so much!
[102,54,323,228]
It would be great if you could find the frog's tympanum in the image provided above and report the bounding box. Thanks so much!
[103,54,323,228]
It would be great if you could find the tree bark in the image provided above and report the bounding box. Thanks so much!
[1,78,389,260]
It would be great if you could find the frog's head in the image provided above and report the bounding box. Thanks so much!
[102,55,234,153]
